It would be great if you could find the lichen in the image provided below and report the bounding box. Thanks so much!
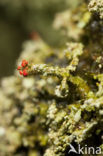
[88,0,103,19]
[0,0,103,156]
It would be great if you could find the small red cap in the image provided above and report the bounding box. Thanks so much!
[23,69,28,77]
[21,60,28,67]
[19,70,23,75]
[17,66,21,70]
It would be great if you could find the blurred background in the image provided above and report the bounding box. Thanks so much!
[0,0,79,78]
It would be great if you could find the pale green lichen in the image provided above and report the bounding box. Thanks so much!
[54,3,91,40]
[0,1,103,156]
[88,0,103,19]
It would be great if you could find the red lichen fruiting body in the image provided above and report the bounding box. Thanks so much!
[21,60,28,67]
[17,66,21,70]
[23,69,28,77]
[19,70,23,75]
